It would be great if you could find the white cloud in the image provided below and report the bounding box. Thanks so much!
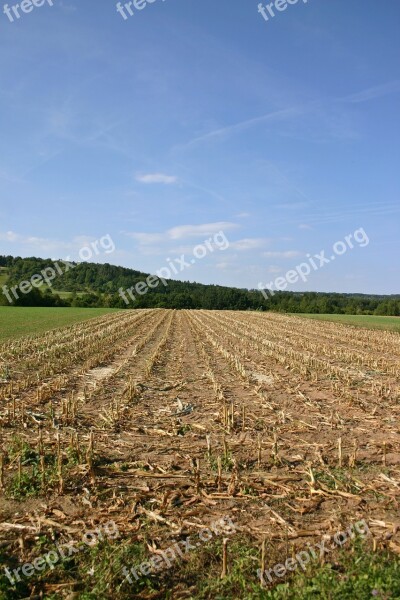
[267,266,282,274]
[136,173,178,184]
[0,231,70,252]
[0,231,116,259]
[0,231,19,242]
[263,251,302,259]
[126,222,238,244]
[168,222,237,240]
[230,238,269,251]
[299,224,312,230]
[127,232,165,245]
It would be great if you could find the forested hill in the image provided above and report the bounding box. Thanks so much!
[0,255,399,314]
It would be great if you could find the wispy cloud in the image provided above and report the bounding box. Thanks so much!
[297,201,400,227]
[230,238,269,251]
[0,231,21,243]
[126,232,165,245]
[136,173,178,184]
[263,251,302,259]
[182,107,302,148]
[58,1,77,12]
[0,231,112,259]
[342,80,400,104]
[299,224,312,230]
[168,222,238,239]
[126,221,238,244]
[0,169,23,184]
[0,230,76,255]
[0,231,66,249]
[216,262,231,270]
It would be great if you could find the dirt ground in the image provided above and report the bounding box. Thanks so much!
[1,309,399,596]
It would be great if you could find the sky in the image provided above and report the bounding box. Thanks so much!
[0,0,399,294]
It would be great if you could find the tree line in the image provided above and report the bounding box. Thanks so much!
[0,255,399,315]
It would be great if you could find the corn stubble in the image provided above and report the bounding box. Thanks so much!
[0,309,399,597]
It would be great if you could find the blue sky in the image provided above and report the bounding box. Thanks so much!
[0,0,399,293]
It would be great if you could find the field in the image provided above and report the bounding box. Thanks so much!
[0,309,399,599]
[0,307,120,342]
[298,313,400,332]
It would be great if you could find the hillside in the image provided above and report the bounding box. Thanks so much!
[0,255,399,314]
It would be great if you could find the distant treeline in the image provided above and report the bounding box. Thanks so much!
[0,255,399,315]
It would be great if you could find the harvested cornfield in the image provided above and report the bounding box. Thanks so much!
[1,309,399,598]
